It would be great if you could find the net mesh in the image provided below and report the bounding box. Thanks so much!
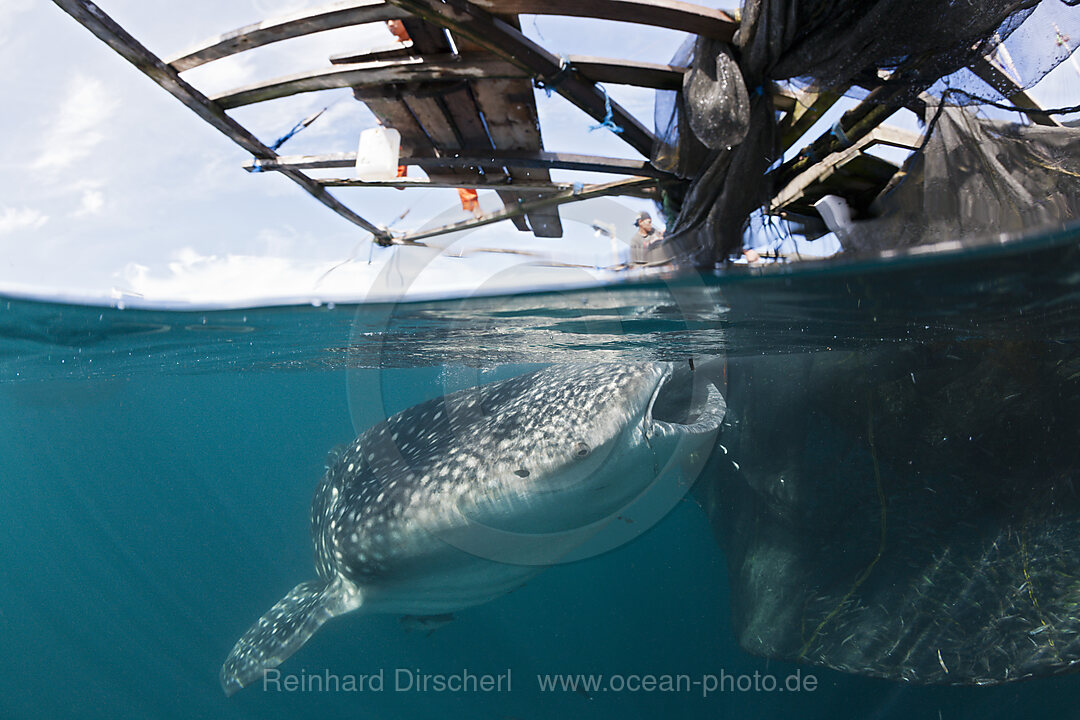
[656,0,1080,263]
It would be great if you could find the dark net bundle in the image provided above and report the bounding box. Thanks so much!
[833,102,1080,254]
[696,336,1080,685]
[658,0,1080,264]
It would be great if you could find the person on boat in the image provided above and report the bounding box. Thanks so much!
[631,212,664,265]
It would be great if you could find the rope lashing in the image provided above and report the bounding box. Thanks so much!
[829,121,851,148]
[251,106,328,172]
[589,85,625,135]
[534,56,574,97]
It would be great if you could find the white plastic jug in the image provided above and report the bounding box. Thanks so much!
[355,127,401,181]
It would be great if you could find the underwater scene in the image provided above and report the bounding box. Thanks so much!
[2,227,1080,720]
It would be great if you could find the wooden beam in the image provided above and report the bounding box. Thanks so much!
[467,0,736,40]
[385,0,657,157]
[468,76,562,237]
[771,124,921,210]
[969,56,1059,127]
[770,85,905,192]
[166,0,410,72]
[389,176,659,243]
[212,56,522,109]
[319,178,583,190]
[565,56,684,90]
[166,0,734,74]
[777,89,844,152]
[213,54,690,109]
[52,0,390,241]
[245,149,673,177]
[330,41,414,64]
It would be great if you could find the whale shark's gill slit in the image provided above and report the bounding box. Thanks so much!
[220,578,361,697]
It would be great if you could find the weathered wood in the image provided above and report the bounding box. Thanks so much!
[320,178,581,190]
[214,54,692,109]
[245,149,672,177]
[330,41,414,64]
[213,56,523,109]
[355,87,499,213]
[771,124,921,212]
[166,0,734,74]
[350,88,430,156]
[566,56,684,90]
[771,85,905,191]
[969,56,1059,127]
[465,0,736,40]
[52,0,389,241]
[468,77,561,236]
[166,0,410,72]
[777,89,844,151]
[389,176,659,244]
[386,0,657,157]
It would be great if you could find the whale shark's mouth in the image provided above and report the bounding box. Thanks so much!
[648,360,725,434]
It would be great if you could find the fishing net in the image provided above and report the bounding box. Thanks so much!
[833,102,1080,254]
[695,331,1080,684]
[655,0,1080,263]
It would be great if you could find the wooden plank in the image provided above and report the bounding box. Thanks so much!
[166,0,734,74]
[390,177,659,244]
[319,178,581,190]
[467,0,736,40]
[52,0,389,241]
[390,19,532,229]
[566,56,684,90]
[777,89,844,152]
[386,0,657,157]
[468,78,561,236]
[771,125,919,211]
[969,56,1058,127]
[330,41,414,64]
[213,56,523,109]
[166,0,410,72]
[355,88,497,209]
[246,150,672,177]
[214,54,691,109]
[351,88,431,156]
[770,85,904,192]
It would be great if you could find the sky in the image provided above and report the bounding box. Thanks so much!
[0,1,1077,307]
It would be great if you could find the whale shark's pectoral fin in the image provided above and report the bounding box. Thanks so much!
[220,577,363,696]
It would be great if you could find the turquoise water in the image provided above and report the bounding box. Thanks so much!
[2,227,1079,719]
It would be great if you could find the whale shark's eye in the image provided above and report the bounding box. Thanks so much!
[573,442,590,457]
[514,468,530,478]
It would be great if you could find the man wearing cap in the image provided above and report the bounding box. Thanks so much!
[631,212,664,265]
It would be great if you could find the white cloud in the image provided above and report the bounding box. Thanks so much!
[179,54,257,97]
[0,206,48,234]
[32,74,118,172]
[0,0,33,45]
[75,188,105,216]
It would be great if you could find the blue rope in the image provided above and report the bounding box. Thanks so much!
[536,56,573,98]
[588,86,624,135]
[251,107,328,170]
[830,121,851,148]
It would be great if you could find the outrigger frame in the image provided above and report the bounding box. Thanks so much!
[52,0,1058,249]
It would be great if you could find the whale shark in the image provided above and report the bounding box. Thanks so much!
[221,362,725,695]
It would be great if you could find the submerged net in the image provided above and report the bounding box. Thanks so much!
[655,0,1080,263]
[695,334,1080,684]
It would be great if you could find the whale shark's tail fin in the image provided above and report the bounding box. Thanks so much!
[220,577,363,696]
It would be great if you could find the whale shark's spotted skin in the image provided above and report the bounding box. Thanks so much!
[221,363,725,695]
